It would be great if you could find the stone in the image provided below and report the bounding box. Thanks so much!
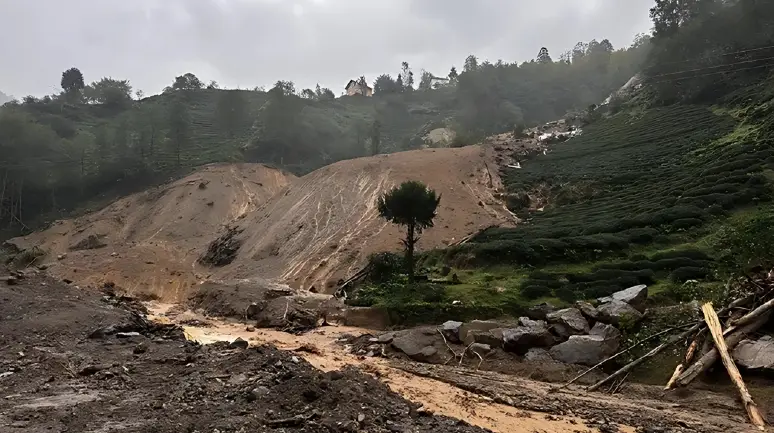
[245,303,261,319]
[463,328,504,348]
[502,324,555,355]
[527,302,556,320]
[549,323,572,341]
[575,301,600,321]
[0,276,18,286]
[524,348,553,363]
[377,332,395,344]
[518,317,547,328]
[229,337,249,349]
[440,321,463,343]
[391,328,442,362]
[459,320,503,343]
[597,300,643,325]
[469,343,493,357]
[549,328,621,366]
[589,322,621,340]
[546,308,589,335]
[733,336,774,370]
[598,284,648,312]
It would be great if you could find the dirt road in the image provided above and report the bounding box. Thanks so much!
[150,304,758,433]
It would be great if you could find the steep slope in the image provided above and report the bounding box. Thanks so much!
[219,145,517,292]
[7,163,295,299]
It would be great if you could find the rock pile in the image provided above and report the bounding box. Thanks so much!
[382,284,649,367]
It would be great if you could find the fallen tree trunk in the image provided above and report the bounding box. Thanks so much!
[587,323,701,392]
[724,297,774,336]
[673,312,770,387]
[664,331,702,390]
[701,302,766,431]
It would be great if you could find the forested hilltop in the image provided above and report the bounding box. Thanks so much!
[0,37,648,236]
[350,0,774,323]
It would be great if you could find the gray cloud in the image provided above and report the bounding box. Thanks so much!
[0,0,654,98]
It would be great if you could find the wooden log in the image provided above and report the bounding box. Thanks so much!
[702,302,766,431]
[674,311,770,387]
[587,323,701,392]
[725,297,774,335]
[555,326,684,392]
[664,331,702,390]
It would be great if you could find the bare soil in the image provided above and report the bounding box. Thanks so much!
[0,271,488,433]
[8,142,525,298]
[150,305,765,433]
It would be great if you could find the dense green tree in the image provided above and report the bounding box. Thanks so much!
[373,74,401,94]
[401,62,414,90]
[536,47,553,63]
[165,73,204,92]
[377,181,440,282]
[61,67,85,95]
[84,78,133,108]
[463,55,479,72]
[448,67,459,82]
[418,70,433,91]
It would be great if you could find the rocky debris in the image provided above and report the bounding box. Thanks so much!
[546,308,589,335]
[549,322,621,366]
[733,335,774,370]
[598,284,648,312]
[0,275,18,286]
[518,317,547,328]
[576,301,600,321]
[469,343,493,357]
[459,320,504,343]
[377,332,395,344]
[198,226,244,267]
[463,328,505,348]
[597,300,644,325]
[230,337,250,349]
[69,234,108,251]
[391,328,443,363]
[440,320,463,343]
[527,302,556,320]
[502,324,555,355]
[524,348,554,362]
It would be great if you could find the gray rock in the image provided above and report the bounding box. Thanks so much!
[459,320,503,342]
[518,317,547,328]
[527,302,556,320]
[502,324,555,354]
[575,301,600,321]
[391,328,442,362]
[440,321,463,343]
[546,308,589,335]
[246,302,261,319]
[589,322,621,340]
[524,348,553,363]
[549,328,621,366]
[470,343,493,357]
[597,300,644,325]
[733,336,774,370]
[229,338,249,349]
[598,284,648,312]
[549,323,572,341]
[463,328,504,348]
[377,332,395,344]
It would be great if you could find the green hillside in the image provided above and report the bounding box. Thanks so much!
[348,0,774,322]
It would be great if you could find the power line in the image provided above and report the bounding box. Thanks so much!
[645,55,774,79]
[642,44,774,71]
[646,62,774,86]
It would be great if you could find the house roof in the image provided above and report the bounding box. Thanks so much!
[345,79,372,91]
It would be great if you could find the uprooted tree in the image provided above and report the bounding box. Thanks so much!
[377,181,441,282]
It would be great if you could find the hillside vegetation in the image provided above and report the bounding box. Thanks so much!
[0,39,647,238]
[348,0,774,322]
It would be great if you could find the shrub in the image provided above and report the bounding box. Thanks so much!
[367,252,404,283]
[669,266,710,283]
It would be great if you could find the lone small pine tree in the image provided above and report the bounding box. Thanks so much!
[377,181,441,282]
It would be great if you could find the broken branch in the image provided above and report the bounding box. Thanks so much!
[701,302,765,431]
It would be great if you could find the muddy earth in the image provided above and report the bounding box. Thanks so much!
[0,270,767,433]
[0,271,486,433]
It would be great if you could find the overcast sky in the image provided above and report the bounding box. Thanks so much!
[0,0,654,98]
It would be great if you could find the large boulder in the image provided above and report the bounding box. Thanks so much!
[502,323,555,355]
[463,328,504,348]
[598,284,648,312]
[527,302,556,320]
[575,301,600,321]
[518,317,547,328]
[546,308,589,335]
[391,328,442,362]
[459,320,504,342]
[549,323,621,366]
[440,321,463,343]
[597,300,644,325]
[733,336,774,370]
